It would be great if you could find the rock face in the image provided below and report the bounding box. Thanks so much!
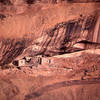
[0,2,99,65]
[0,38,26,66]
[22,14,100,57]
[0,14,100,65]
[0,1,100,100]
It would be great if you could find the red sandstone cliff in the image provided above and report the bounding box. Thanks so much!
[0,1,100,100]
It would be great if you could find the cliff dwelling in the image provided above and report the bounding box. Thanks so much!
[0,0,100,100]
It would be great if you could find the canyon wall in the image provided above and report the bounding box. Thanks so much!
[0,2,100,65]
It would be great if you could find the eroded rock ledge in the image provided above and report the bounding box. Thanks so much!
[0,14,100,66]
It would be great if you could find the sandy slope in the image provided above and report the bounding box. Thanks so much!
[0,53,100,100]
[0,69,100,100]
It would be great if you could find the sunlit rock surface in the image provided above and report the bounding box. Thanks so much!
[0,1,100,100]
